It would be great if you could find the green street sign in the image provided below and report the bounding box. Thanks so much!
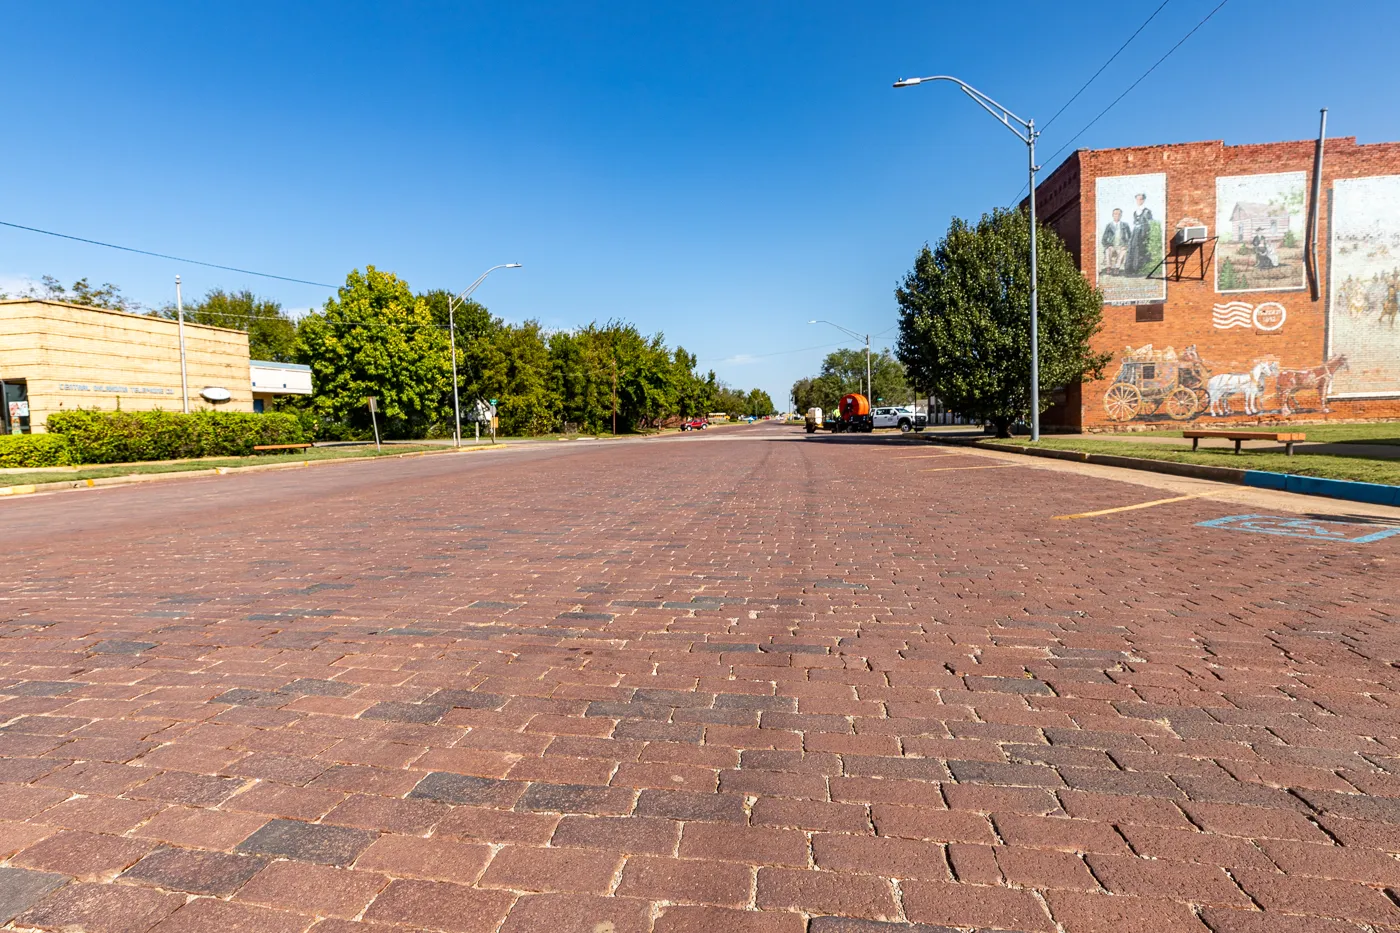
[489,399,497,405]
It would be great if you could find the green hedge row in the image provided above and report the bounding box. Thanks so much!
[0,433,74,468]
[45,410,306,464]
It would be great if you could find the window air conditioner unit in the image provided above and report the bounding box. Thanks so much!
[1173,225,1209,246]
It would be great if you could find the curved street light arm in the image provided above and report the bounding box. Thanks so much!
[809,319,865,342]
[892,72,1042,441]
[450,263,522,310]
[447,263,522,448]
[893,75,1035,145]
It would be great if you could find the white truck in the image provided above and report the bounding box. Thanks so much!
[870,406,917,432]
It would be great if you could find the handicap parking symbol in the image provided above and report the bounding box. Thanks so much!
[1197,514,1400,544]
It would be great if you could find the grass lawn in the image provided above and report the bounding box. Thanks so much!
[1119,423,1400,445]
[985,437,1400,487]
[1,444,443,487]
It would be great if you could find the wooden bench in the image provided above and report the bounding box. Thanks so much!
[252,443,313,454]
[1183,430,1306,456]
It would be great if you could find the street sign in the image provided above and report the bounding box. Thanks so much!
[366,397,381,451]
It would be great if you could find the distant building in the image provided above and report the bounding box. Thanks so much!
[251,360,312,413]
[0,299,312,433]
[1230,202,1291,242]
[1028,135,1400,431]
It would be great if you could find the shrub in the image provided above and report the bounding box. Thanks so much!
[0,433,74,468]
[45,410,305,464]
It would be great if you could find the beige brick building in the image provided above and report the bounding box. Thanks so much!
[0,299,255,433]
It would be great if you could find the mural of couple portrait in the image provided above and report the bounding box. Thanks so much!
[1091,167,1400,426]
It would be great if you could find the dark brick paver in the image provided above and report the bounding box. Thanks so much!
[0,426,1397,931]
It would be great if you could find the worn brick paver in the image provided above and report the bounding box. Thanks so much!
[0,427,1399,931]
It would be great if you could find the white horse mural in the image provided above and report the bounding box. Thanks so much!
[1207,361,1278,416]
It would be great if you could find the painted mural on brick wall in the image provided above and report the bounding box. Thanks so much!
[1099,330,1348,423]
[1096,173,1167,305]
[1216,172,1307,292]
[1329,175,1400,397]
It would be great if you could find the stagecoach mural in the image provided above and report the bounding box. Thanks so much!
[1100,342,1348,423]
[1328,175,1400,398]
[1215,172,1308,293]
[1096,172,1167,305]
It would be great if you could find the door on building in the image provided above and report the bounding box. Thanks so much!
[0,381,30,434]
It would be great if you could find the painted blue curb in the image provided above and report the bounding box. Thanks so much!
[1244,470,1400,506]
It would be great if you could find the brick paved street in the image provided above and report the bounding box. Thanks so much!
[0,424,1397,932]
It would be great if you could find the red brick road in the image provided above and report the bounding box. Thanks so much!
[0,425,1397,932]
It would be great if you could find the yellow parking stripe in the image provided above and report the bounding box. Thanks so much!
[1054,493,1216,520]
[920,464,1020,473]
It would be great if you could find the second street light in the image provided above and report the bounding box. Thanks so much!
[809,319,870,401]
[448,263,522,447]
[893,74,1042,442]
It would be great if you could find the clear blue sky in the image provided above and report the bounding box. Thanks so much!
[4,1,1398,406]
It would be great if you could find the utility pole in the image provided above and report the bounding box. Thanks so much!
[175,276,189,414]
[865,332,872,402]
[612,358,618,435]
[446,264,522,448]
[1027,118,1041,441]
[809,320,872,400]
[894,74,1041,440]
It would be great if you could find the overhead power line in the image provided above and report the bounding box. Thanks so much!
[1010,0,1230,206]
[0,219,340,289]
[1038,0,1232,169]
[1041,0,1173,133]
[698,340,849,365]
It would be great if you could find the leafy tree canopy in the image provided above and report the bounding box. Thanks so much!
[9,275,140,312]
[744,388,775,417]
[791,348,909,415]
[156,289,298,363]
[896,208,1111,436]
[295,266,451,438]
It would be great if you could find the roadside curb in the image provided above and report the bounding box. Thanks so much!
[0,443,509,499]
[931,436,1400,507]
[1242,470,1400,506]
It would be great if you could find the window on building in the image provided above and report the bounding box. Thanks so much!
[0,381,30,434]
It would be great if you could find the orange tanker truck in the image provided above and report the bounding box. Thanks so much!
[829,393,874,433]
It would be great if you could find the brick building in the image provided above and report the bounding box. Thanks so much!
[1031,135,1400,431]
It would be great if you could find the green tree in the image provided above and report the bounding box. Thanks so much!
[896,208,1111,437]
[792,348,909,414]
[419,289,499,402]
[475,320,560,435]
[712,384,749,417]
[548,321,695,433]
[673,350,716,420]
[791,377,820,413]
[16,275,139,311]
[296,266,451,438]
[744,388,775,416]
[157,289,297,362]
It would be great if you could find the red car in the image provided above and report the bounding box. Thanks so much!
[679,418,708,431]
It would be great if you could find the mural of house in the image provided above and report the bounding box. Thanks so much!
[1027,136,1400,431]
[1230,201,1290,241]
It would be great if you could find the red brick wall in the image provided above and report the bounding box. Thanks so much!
[1037,137,1400,431]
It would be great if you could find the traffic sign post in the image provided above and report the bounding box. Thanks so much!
[366,396,381,452]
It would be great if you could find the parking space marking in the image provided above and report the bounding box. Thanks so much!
[1054,492,1217,520]
[920,464,1021,473]
[895,455,960,459]
[1197,514,1400,543]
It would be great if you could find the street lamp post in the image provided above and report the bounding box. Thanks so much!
[447,263,522,447]
[809,320,871,401]
[893,74,1041,442]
